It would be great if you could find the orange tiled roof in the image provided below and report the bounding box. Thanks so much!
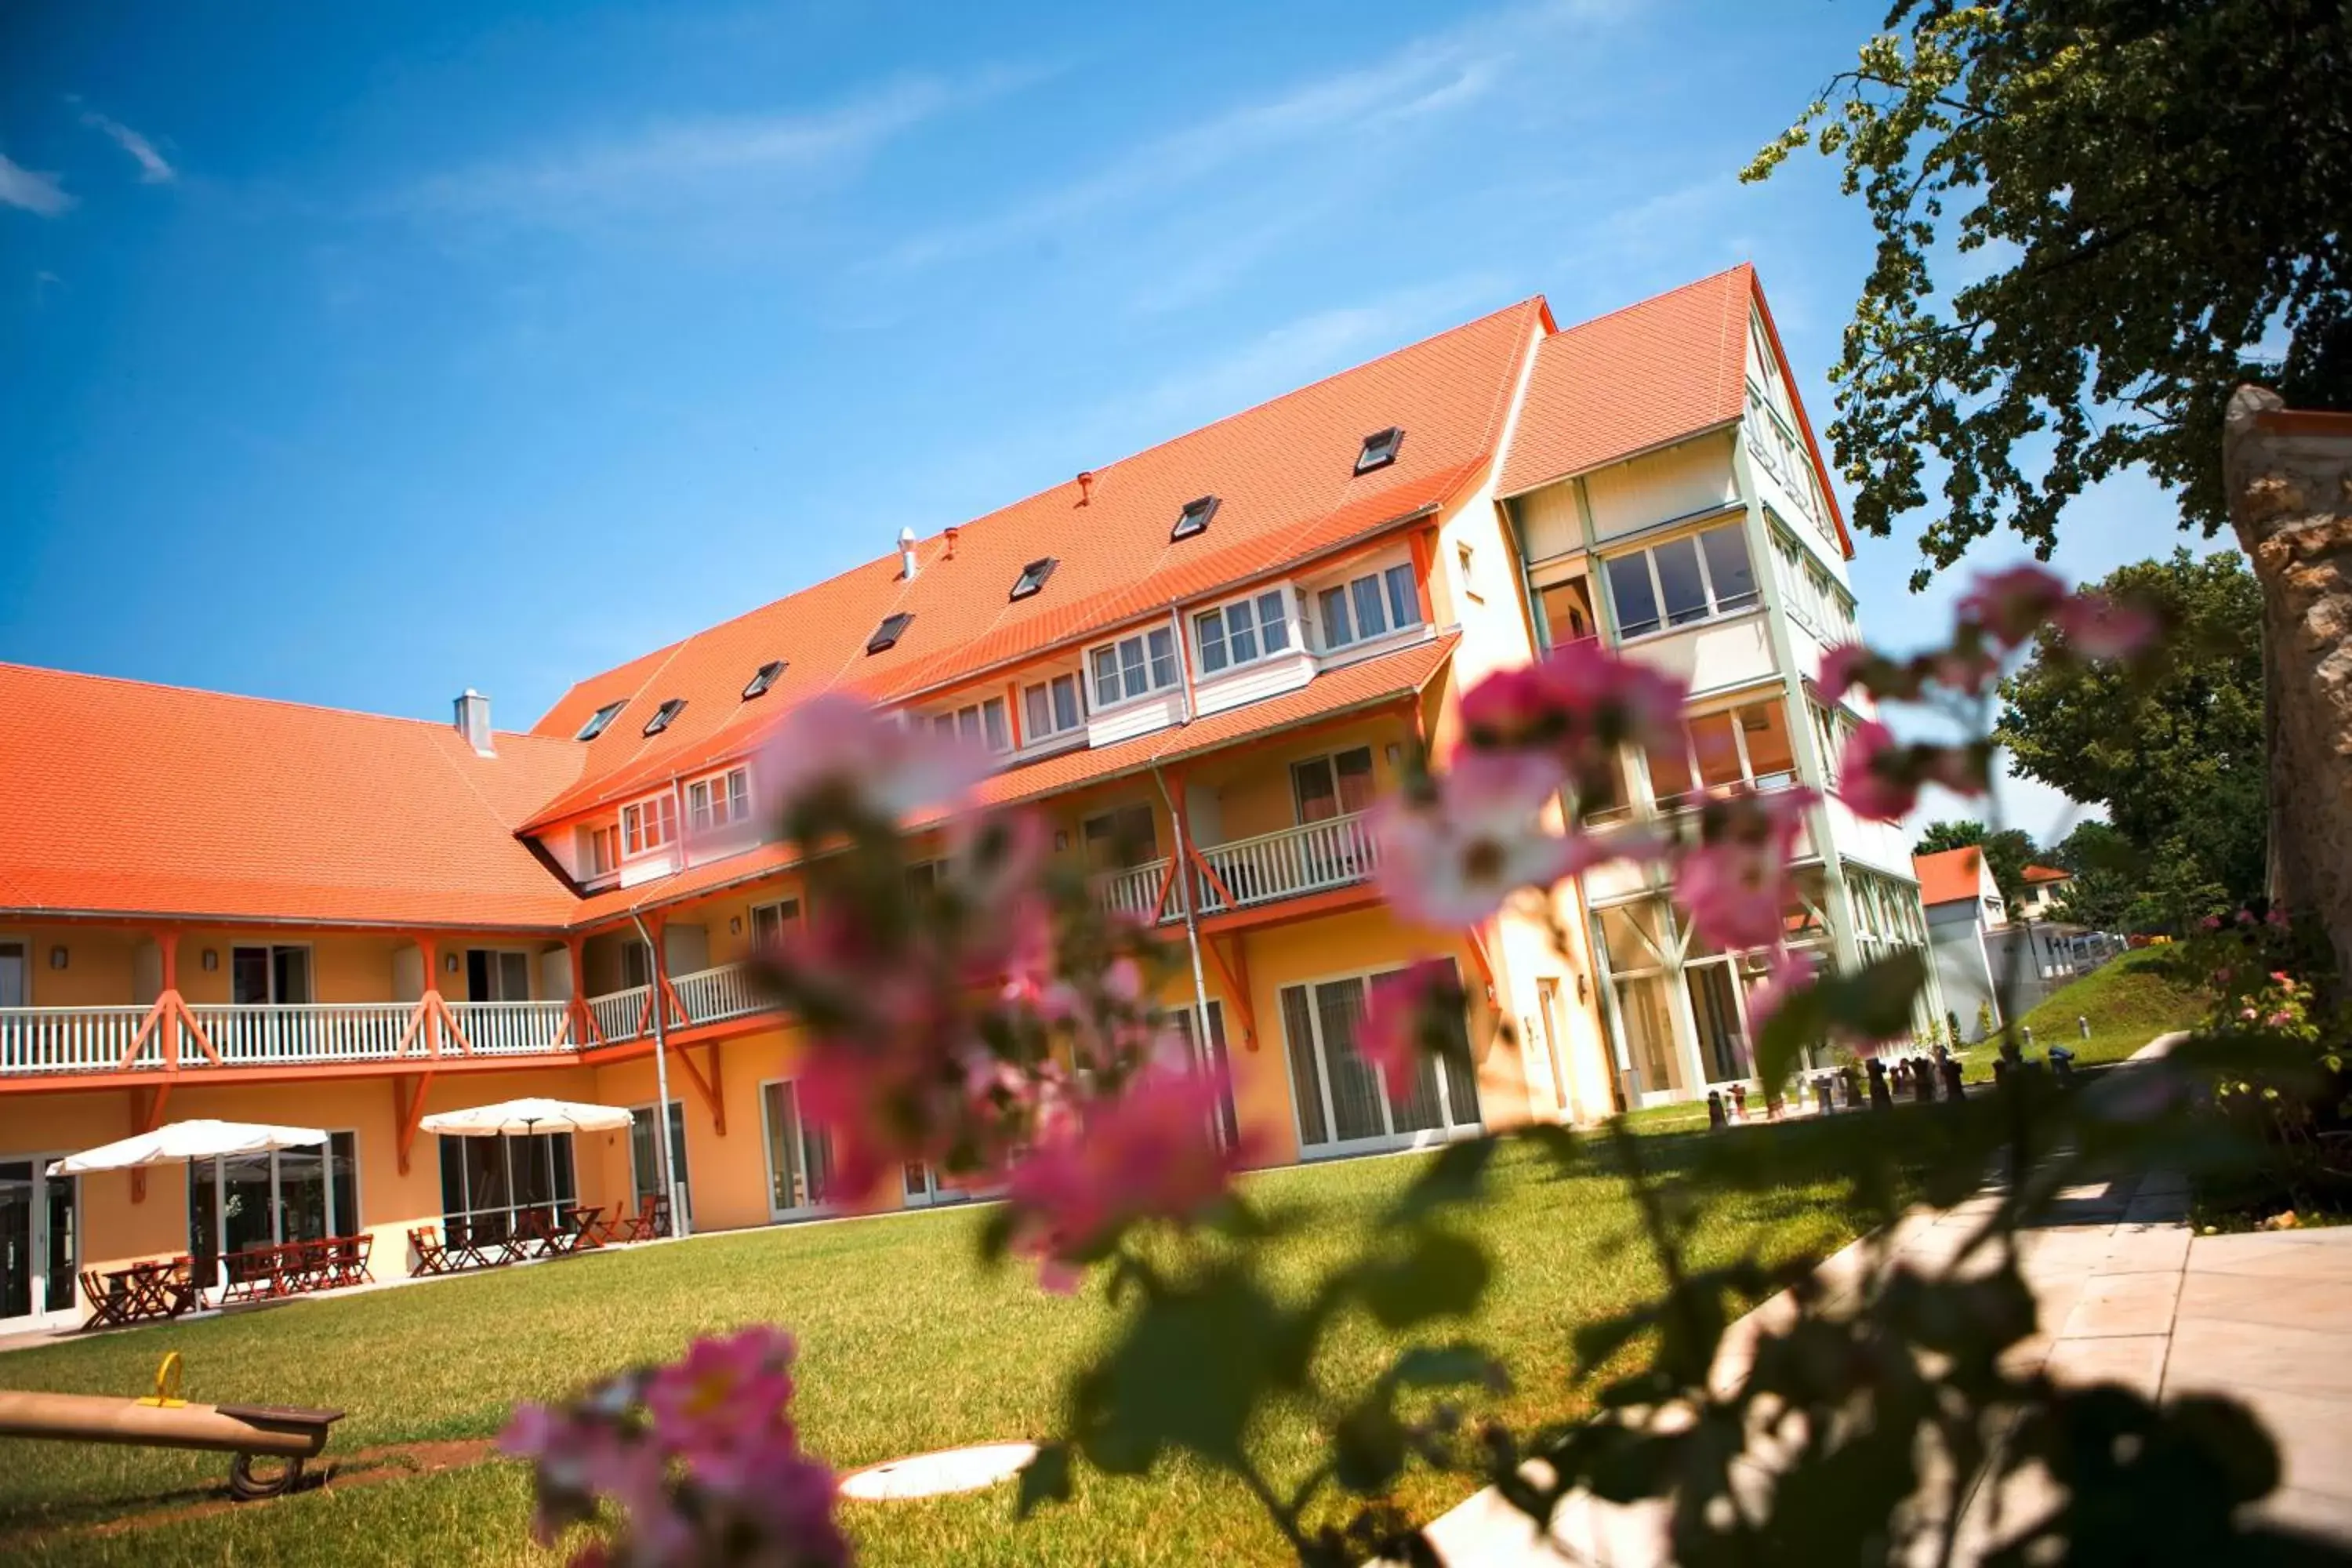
[0,663,587,927]
[565,633,1458,924]
[520,298,1550,829]
[2021,864,2070,885]
[1913,847,1991,907]
[1495,264,1851,555]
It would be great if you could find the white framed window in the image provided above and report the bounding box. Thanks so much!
[1195,589,1294,676]
[1642,698,1798,809]
[575,822,619,879]
[1021,673,1084,742]
[193,1130,362,1287]
[686,767,751,833]
[621,792,678,858]
[927,696,1011,753]
[1088,627,1179,710]
[1315,563,1420,652]
[1602,521,1759,640]
[749,896,801,948]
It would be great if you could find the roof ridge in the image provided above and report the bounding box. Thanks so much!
[1552,261,1752,339]
[0,659,572,749]
[533,296,1548,729]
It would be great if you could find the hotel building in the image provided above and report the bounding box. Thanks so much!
[0,265,1939,1330]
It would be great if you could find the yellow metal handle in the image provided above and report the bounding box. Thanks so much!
[137,1351,186,1409]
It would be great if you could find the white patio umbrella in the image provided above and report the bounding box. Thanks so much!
[419,1098,633,1230]
[47,1121,336,1303]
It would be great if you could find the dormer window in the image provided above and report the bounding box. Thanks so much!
[866,613,913,655]
[575,699,626,742]
[642,699,685,737]
[1355,426,1403,474]
[1171,495,1219,542]
[1010,557,1058,601]
[742,660,786,700]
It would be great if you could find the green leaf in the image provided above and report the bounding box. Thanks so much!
[1355,1231,1491,1330]
[1069,1266,1291,1472]
[1383,1138,1497,1225]
[1014,1441,1073,1519]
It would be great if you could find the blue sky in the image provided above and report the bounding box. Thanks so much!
[0,0,2210,842]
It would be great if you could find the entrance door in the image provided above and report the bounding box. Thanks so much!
[900,1162,967,1209]
[1536,977,1573,1120]
[466,950,532,1000]
[0,942,25,1007]
[1278,967,1482,1156]
[0,1157,78,1329]
[1168,1000,1243,1149]
[760,1082,835,1219]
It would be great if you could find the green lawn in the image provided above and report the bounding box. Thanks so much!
[0,1115,1954,1567]
[1957,947,2212,1073]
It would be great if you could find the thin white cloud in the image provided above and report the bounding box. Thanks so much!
[81,112,176,183]
[387,71,1033,228]
[0,154,73,216]
[890,0,1615,271]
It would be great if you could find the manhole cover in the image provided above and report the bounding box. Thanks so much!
[837,1441,1040,1501]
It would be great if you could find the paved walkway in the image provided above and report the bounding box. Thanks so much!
[1403,1126,2352,1563]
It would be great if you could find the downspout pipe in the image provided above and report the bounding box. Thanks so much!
[629,911,688,1238]
[1153,765,1221,1129]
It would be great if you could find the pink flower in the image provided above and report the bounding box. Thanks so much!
[2053,592,2158,660]
[1926,643,2002,696]
[1742,946,1815,1029]
[1361,959,1469,1098]
[709,1446,849,1568]
[1956,564,2068,648]
[1817,642,1873,699]
[763,692,992,822]
[1372,757,1576,928]
[1837,720,1915,822]
[2266,1011,2295,1029]
[644,1327,799,1475]
[1460,642,1687,761]
[2201,913,2224,931]
[1004,1068,1250,1287]
[2266,907,2292,929]
[1676,789,1813,951]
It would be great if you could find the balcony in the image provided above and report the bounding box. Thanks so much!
[0,999,578,1079]
[584,962,772,1047]
[1092,811,1381,925]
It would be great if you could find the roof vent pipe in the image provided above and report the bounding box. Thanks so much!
[454,689,495,757]
[898,526,920,581]
[1076,470,1094,506]
[944,524,961,561]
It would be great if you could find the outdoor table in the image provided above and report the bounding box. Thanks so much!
[95,1259,201,1327]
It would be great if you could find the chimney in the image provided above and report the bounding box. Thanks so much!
[454,689,495,757]
[943,524,961,560]
[898,526,920,581]
[1076,470,1094,506]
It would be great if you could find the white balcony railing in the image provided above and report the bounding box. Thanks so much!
[445,1000,574,1056]
[670,963,768,1032]
[1094,859,1174,924]
[0,1005,161,1076]
[582,964,773,1049]
[590,985,652,1046]
[192,1001,419,1066]
[1195,812,1379,916]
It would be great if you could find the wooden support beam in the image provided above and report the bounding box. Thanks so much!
[392,1072,434,1177]
[1203,936,1258,1051]
[1463,929,1498,1005]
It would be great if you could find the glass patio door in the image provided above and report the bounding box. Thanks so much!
[629,1102,689,1221]
[1278,967,1481,1156]
[760,1082,835,1219]
[901,1161,967,1208]
[1,1157,78,1328]
[192,1134,358,1286]
[1168,1000,1243,1149]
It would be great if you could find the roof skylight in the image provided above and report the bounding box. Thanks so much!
[642,699,686,737]
[1171,495,1220,542]
[575,700,626,742]
[1010,557,1058,601]
[742,660,786,700]
[866,613,913,655]
[1355,426,1403,474]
